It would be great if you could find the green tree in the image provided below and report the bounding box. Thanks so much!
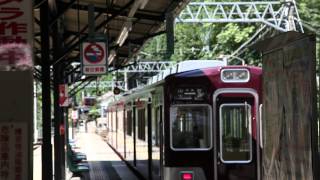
[141,22,258,65]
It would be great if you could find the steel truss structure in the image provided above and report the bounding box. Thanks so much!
[177,1,303,32]
[117,61,176,73]
[79,81,125,89]
[80,61,175,90]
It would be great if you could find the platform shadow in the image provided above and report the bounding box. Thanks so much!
[85,161,122,180]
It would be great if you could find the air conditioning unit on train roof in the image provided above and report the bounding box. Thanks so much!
[147,60,226,85]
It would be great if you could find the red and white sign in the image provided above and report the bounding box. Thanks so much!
[0,0,32,45]
[82,42,107,75]
[0,0,33,66]
[59,84,69,107]
[0,122,28,180]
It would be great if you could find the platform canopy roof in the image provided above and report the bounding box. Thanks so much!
[33,0,190,69]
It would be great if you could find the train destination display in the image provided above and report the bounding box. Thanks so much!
[172,87,207,103]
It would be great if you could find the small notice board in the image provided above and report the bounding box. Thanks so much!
[0,71,33,180]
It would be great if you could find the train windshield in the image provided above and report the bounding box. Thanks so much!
[170,105,212,150]
[220,103,252,163]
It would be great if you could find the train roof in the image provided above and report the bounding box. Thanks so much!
[167,65,262,79]
[164,65,262,97]
[147,60,227,85]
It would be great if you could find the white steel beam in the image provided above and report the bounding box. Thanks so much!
[73,81,125,90]
[117,61,176,73]
[177,1,303,32]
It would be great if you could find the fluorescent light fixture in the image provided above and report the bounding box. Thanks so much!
[128,2,139,17]
[116,21,132,46]
[115,0,148,47]
[128,0,149,17]
[108,50,116,65]
[116,29,128,46]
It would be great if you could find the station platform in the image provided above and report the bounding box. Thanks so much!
[75,132,140,180]
[33,125,140,180]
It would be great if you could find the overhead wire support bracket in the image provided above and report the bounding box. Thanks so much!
[177,1,304,33]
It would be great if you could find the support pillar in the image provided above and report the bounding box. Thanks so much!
[166,12,174,60]
[256,32,319,180]
[40,2,53,179]
[53,63,63,180]
[52,19,65,180]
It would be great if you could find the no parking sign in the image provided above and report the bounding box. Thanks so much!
[82,42,107,75]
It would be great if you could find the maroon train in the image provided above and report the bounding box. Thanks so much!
[101,60,262,180]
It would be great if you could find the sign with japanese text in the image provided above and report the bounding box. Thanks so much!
[0,71,33,180]
[0,0,32,44]
[59,84,69,107]
[82,42,107,75]
[0,0,33,67]
[0,122,28,180]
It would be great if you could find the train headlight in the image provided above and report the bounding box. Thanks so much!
[221,69,250,83]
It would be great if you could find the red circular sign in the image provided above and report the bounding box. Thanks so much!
[84,43,105,64]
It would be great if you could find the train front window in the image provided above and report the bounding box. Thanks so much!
[220,103,252,163]
[170,105,212,150]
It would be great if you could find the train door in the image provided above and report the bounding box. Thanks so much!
[213,88,260,180]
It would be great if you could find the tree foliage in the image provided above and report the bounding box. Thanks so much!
[141,22,258,64]
[297,0,320,70]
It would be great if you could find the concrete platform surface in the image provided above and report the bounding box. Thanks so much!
[33,131,140,180]
[76,132,140,180]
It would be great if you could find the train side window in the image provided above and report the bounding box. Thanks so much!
[137,108,146,140]
[127,110,132,136]
[220,103,252,163]
[152,106,161,147]
[170,105,212,150]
